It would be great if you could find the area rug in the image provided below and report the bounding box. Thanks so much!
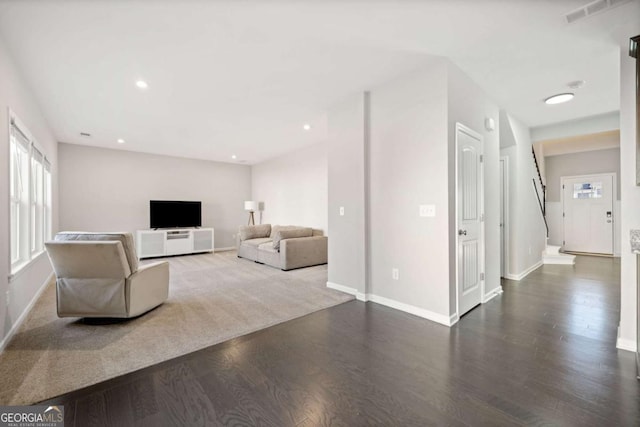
[0,251,353,404]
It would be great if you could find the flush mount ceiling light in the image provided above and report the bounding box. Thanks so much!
[135,80,148,89]
[231,154,237,159]
[303,124,311,131]
[544,93,574,105]
[117,138,125,144]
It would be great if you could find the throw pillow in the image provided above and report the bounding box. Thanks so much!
[273,227,313,250]
[239,224,271,241]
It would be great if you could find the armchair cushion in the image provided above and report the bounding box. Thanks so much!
[46,232,169,318]
[55,231,139,273]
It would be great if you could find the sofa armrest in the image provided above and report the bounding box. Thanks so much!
[280,236,328,270]
[126,261,170,317]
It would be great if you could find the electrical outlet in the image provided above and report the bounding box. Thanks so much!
[392,268,399,280]
[5,291,9,306]
[528,246,532,255]
[339,206,345,216]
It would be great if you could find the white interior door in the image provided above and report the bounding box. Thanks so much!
[562,174,614,255]
[457,124,484,316]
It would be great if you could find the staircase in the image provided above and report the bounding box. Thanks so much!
[532,147,575,265]
[542,242,575,265]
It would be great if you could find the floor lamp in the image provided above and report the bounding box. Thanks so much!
[244,201,258,225]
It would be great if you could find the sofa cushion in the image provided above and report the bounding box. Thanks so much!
[54,232,139,273]
[257,241,281,267]
[273,227,313,250]
[257,241,277,253]
[269,225,300,238]
[239,224,271,241]
[242,237,272,248]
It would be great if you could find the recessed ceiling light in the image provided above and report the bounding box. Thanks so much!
[567,80,586,89]
[231,154,237,159]
[117,138,125,144]
[303,124,311,131]
[135,80,148,89]
[544,93,574,105]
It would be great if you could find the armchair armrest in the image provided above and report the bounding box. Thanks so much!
[126,261,170,317]
[280,236,328,270]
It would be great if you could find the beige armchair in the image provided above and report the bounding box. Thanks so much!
[45,232,169,318]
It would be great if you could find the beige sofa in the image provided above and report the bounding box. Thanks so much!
[45,232,169,318]
[237,224,327,270]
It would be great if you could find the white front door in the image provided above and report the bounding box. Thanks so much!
[562,174,614,255]
[457,124,484,317]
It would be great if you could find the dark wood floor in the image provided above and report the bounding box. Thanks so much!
[40,256,640,426]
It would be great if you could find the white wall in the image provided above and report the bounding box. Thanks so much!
[251,143,327,232]
[545,148,621,201]
[0,36,58,346]
[327,93,367,296]
[447,62,501,309]
[619,34,639,351]
[327,59,500,324]
[58,143,251,249]
[531,111,620,142]
[545,148,621,255]
[369,61,450,317]
[500,112,546,278]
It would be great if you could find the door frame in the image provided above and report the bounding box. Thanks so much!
[560,172,616,254]
[500,156,510,278]
[455,122,485,319]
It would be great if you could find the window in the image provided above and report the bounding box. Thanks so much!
[9,113,52,274]
[573,182,602,199]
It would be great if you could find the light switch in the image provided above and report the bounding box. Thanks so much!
[339,206,345,216]
[420,204,435,217]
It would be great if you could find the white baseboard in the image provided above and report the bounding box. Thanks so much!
[482,286,503,303]
[616,337,636,353]
[326,281,357,295]
[616,326,637,352]
[504,260,543,281]
[326,282,368,301]
[327,282,456,326]
[367,294,457,326]
[214,247,236,253]
[0,273,53,354]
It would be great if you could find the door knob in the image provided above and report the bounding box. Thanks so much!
[458,229,467,236]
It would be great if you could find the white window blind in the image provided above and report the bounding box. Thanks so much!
[9,113,53,275]
[10,123,30,268]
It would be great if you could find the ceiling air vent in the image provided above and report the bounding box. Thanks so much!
[80,132,91,137]
[565,0,632,24]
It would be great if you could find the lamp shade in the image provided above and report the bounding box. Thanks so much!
[244,201,258,211]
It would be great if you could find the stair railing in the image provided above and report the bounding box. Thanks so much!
[531,147,549,237]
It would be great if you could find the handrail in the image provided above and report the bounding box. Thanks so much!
[531,147,548,237]
[531,147,546,215]
[532,178,549,237]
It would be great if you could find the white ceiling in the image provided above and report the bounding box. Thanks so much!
[0,0,638,164]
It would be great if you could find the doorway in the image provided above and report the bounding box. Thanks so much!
[561,173,615,255]
[456,123,485,317]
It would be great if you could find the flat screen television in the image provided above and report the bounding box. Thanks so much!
[150,200,201,229]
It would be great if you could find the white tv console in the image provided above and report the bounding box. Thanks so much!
[136,228,214,259]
